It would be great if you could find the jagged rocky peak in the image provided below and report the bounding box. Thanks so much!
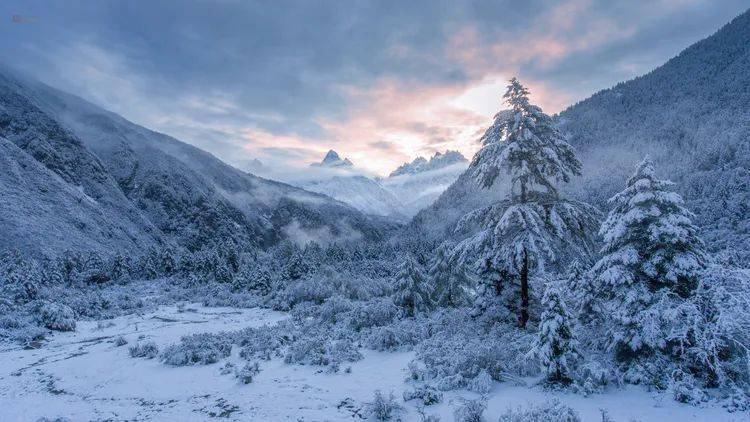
[389,150,467,177]
[313,149,354,168]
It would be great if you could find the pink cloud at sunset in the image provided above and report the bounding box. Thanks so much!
[9,0,745,177]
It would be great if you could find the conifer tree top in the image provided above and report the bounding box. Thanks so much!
[470,78,581,199]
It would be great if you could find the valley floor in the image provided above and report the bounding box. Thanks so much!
[0,305,745,422]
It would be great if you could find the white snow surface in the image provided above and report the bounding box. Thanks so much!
[1,305,745,421]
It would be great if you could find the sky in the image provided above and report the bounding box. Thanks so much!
[1,1,748,176]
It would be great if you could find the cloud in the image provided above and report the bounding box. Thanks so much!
[1,0,747,176]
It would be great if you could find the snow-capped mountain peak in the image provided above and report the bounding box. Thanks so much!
[313,149,354,168]
[389,150,467,177]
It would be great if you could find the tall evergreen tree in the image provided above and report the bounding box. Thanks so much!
[591,157,708,358]
[535,280,580,384]
[453,78,598,328]
[393,256,433,317]
[471,77,581,198]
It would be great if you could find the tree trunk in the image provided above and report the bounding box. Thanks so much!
[519,247,529,328]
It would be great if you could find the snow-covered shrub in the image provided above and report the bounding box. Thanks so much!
[365,318,429,352]
[114,336,128,347]
[76,252,111,284]
[365,326,400,351]
[235,362,261,384]
[366,390,403,421]
[274,277,336,309]
[38,302,76,331]
[0,313,46,344]
[317,295,355,324]
[161,333,232,366]
[416,409,441,422]
[453,398,486,422]
[670,369,707,404]
[574,359,620,394]
[497,400,581,422]
[35,417,72,422]
[129,340,159,359]
[237,325,286,360]
[416,316,537,388]
[349,298,398,331]
[467,369,494,394]
[284,333,361,368]
[402,385,443,405]
[326,338,363,365]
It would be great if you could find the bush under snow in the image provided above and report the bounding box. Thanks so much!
[160,333,232,366]
[38,302,76,332]
[497,400,581,422]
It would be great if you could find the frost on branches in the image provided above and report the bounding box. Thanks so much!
[393,256,433,317]
[452,78,599,328]
[534,281,580,385]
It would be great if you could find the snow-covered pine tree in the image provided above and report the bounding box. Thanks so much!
[535,281,580,384]
[108,254,132,281]
[233,261,272,294]
[591,157,708,359]
[285,250,309,280]
[453,78,598,328]
[471,77,581,197]
[393,256,433,317]
[160,247,177,275]
[564,259,598,325]
[429,243,472,308]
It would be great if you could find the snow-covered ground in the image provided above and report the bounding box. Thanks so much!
[0,305,745,421]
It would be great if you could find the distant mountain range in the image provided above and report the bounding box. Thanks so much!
[389,151,467,177]
[281,149,468,220]
[412,9,750,261]
[0,67,392,256]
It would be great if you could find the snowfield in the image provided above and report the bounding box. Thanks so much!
[1,305,745,422]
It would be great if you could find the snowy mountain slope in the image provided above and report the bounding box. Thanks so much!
[0,137,160,256]
[0,67,390,253]
[411,9,750,257]
[558,8,750,257]
[383,157,468,218]
[258,149,407,219]
[0,73,163,256]
[300,175,406,219]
